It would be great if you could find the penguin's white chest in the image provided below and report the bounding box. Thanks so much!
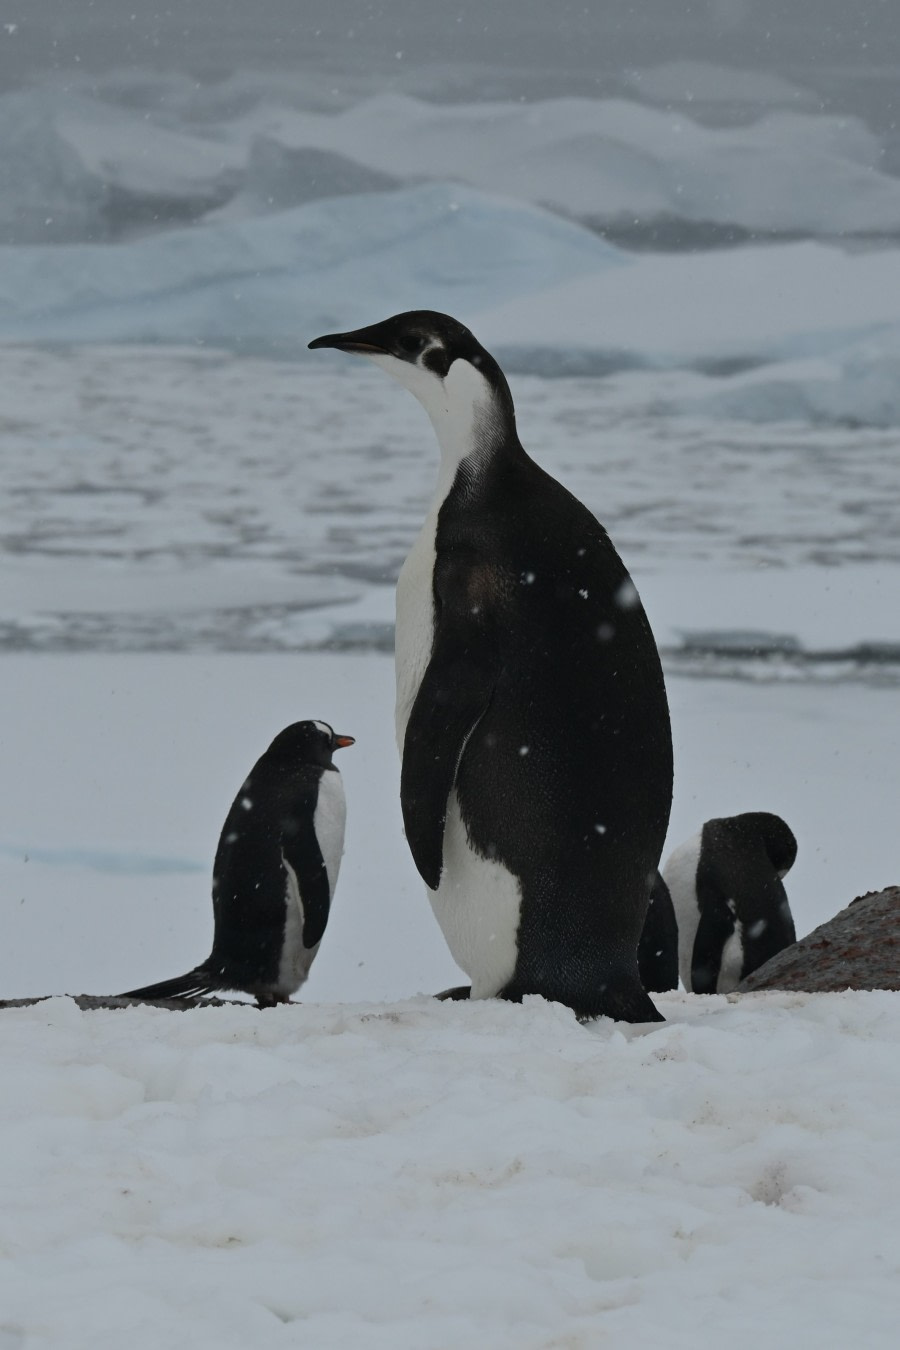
[277,771,346,994]
[716,923,745,994]
[662,832,703,991]
[429,794,522,999]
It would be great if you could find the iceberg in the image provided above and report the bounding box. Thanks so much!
[2,79,900,248]
[250,91,900,236]
[0,88,243,244]
[0,182,624,349]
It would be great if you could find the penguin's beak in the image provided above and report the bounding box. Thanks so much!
[333,734,355,750]
[308,323,389,356]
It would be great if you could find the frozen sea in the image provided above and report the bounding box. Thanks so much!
[2,19,900,1345]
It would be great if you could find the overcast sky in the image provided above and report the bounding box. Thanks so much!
[3,1,898,92]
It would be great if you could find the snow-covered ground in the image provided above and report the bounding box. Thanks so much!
[1,989,898,1350]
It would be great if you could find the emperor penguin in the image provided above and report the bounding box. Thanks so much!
[310,311,672,1022]
[662,811,798,994]
[121,720,354,1007]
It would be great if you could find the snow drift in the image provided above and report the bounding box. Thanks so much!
[0,992,897,1349]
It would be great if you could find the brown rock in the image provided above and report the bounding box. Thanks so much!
[739,886,900,992]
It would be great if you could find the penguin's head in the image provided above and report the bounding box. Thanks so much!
[728,811,798,879]
[309,310,515,447]
[759,812,798,879]
[266,720,355,770]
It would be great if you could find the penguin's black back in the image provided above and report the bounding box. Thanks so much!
[423,448,673,1020]
[120,720,341,1004]
[208,760,330,985]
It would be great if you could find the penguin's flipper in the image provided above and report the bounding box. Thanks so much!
[401,549,501,889]
[119,968,218,1003]
[281,828,332,950]
[401,648,496,890]
[690,906,735,994]
[638,871,679,992]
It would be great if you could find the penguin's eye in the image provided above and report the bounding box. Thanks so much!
[397,333,426,355]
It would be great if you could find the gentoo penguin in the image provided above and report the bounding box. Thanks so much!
[662,811,798,994]
[121,721,354,1007]
[638,871,679,993]
[309,311,673,1022]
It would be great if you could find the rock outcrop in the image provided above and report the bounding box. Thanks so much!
[739,886,900,992]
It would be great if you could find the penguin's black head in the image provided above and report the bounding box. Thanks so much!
[309,310,515,434]
[265,720,355,770]
[708,811,798,878]
[309,310,494,379]
[750,812,798,878]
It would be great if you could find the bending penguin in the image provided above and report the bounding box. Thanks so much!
[310,311,673,1022]
[662,811,798,994]
[121,720,354,1007]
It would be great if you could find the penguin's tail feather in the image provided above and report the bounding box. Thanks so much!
[119,968,218,1003]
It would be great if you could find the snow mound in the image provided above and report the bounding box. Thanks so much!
[0,992,898,1348]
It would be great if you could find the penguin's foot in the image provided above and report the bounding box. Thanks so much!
[579,978,665,1024]
[500,972,664,1024]
[434,985,471,1001]
[254,991,292,1009]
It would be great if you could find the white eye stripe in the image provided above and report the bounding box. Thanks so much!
[312,720,333,738]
